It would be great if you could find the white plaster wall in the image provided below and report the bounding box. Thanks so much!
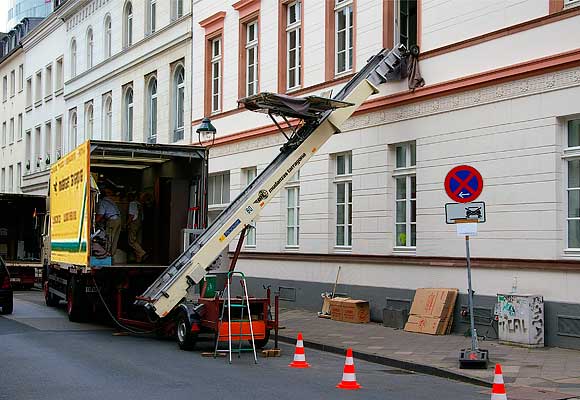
[421,0,548,51]
[0,51,26,193]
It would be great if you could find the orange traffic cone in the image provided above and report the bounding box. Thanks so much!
[337,348,361,390]
[289,332,310,368]
[491,364,507,400]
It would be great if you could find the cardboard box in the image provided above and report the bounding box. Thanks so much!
[330,298,370,323]
[404,315,445,335]
[409,288,455,318]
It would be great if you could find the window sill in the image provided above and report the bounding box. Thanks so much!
[18,89,23,94]
[393,166,416,177]
[25,105,32,113]
[55,88,64,97]
[334,69,353,80]
[564,0,580,9]
[563,248,580,258]
[34,100,42,108]
[44,94,53,102]
[286,85,302,94]
[393,246,417,256]
[285,245,300,251]
[244,245,257,249]
[334,246,352,252]
[10,94,15,99]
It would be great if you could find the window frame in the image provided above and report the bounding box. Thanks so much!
[393,141,417,251]
[70,38,77,78]
[104,14,112,58]
[102,93,113,141]
[172,64,185,142]
[86,27,94,69]
[69,109,78,151]
[147,75,158,143]
[18,64,24,92]
[147,0,157,34]
[245,20,259,97]
[564,119,580,253]
[10,69,15,97]
[210,36,222,114]
[124,1,133,48]
[286,170,300,248]
[285,0,302,91]
[123,85,134,142]
[334,152,353,248]
[172,0,184,20]
[208,171,231,208]
[334,0,354,75]
[394,0,418,50]
[85,101,94,140]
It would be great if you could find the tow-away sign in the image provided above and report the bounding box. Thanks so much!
[444,165,483,203]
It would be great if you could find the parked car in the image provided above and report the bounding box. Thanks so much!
[0,256,14,314]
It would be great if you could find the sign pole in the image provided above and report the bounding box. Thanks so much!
[465,235,478,352]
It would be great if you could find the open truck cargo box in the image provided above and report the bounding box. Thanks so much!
[49,140,208,271]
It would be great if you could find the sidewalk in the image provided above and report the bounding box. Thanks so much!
[278,308,580,398]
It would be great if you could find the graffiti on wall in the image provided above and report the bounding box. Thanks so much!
[497,294,544,346]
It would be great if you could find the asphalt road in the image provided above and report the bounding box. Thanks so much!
[0,291,489,400]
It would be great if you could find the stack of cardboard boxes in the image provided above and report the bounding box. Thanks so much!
[404,288,458,335]
[329,298,370,324]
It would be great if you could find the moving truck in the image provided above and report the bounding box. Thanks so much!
[43,140,209,322]
[0,193,46,289]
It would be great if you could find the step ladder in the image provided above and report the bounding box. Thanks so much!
[214,271,258,364]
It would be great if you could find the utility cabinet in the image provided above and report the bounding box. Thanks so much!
[496,294,544,348]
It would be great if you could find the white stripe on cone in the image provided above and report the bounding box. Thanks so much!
[345,357,354,364]
[341,373,357,381]
[493,375,504,384]
[297,340,304,347]
[294,354,305,362]
[491,394,507,400]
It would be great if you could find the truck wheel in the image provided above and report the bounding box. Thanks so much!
[176,312,197,351]
[44,282,60,307]
[1,298,13,315]
[251,329,270,349]
[67,278,86,322]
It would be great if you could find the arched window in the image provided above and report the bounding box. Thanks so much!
[104,15,112,58]
[147,77,157,143]
[69,111,78,150]
[124,87,134,141]
[172,0,184,20]
[173,65,185,142]
[86,27,94,69]
[103,95,112,140]
[147,0,156,34]
[85,103,94,139]
[123,2,133,48]
[70,39,77,77]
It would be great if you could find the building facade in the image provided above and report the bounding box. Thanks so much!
[191,0,580,348]
[6,0,53,31]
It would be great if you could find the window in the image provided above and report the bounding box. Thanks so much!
[56,58,63,91]
[55,117,63,159]
[124,2,133,48]
[243,167,257,247]
[34,126,41,170]
[335,152,352,247]
[2,75,6,101]
[147,76,158,143]
[104,15,112,58]
[245,20,259,96]
[210,37,221,113]
[25,130,31,168]
[16,163,21,192]
[45,64,52,97]
[35,71,42,104]
[567,119,580,249]
[1,122,5,147]
[173,65,185,142]
[0,168,4,191]
[396,0,417,49]
[18,114,22,140]
[86,27,94,69]
[208,172,230,206]
[286,1,302,90]
[70,39,77,78]
[394,141,416,248]
[102,94,112,140]
[10,70,15,97]
[286,170,300,247]
[172,0,184,20]
[8,165,13,192]
[69,110,77,150]
[18,64,23,91]
[85,102,94,139]
[9,118,14,144]
[335,0,354,74]
[45,122,52,165]
[26,77,32,108]
[147,0,156,34]
[123,86,134,141]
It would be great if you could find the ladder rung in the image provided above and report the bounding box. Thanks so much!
[218,333,254,337]
[228,319,251,322]
[227,304,247,308]
[215,349,256,353]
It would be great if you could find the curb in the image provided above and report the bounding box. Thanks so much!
[278,334,491,388]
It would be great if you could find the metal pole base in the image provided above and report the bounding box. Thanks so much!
[459,348,489,369]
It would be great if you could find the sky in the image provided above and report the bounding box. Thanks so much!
[0,0,9,33]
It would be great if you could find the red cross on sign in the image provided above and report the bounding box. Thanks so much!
[444,165,484,203]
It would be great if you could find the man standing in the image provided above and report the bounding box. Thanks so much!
[96,187,121,259]
[127,192,147,263]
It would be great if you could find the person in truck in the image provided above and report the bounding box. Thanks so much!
[95,187,121,260]
[127,192,147,263]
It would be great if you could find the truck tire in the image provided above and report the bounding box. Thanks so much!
[176,311,197,351]
[1,297,13,315]
[67,278,86,322]
[44,282,60,307]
